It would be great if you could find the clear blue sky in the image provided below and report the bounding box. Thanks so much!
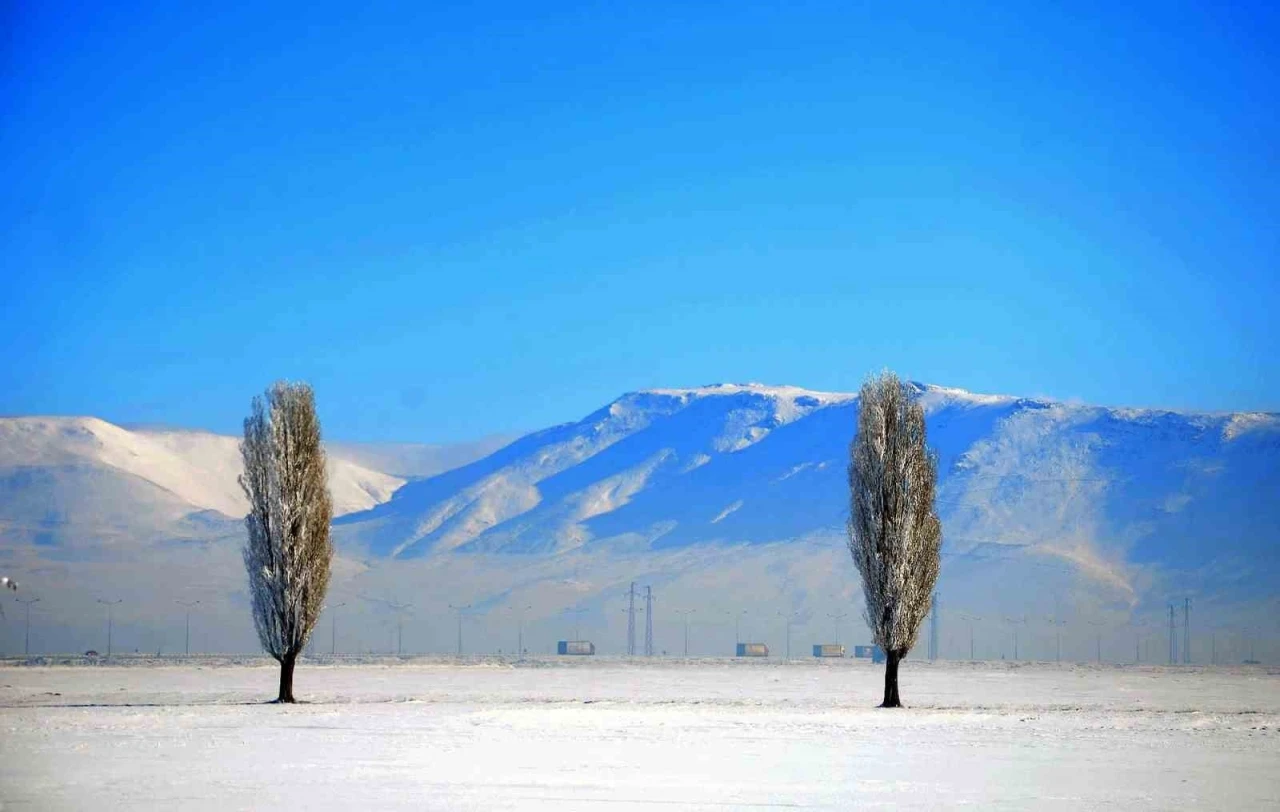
[2,1,1276,442]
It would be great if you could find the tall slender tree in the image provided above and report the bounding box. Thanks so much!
[847,371,942,707]
[240,382,333,703]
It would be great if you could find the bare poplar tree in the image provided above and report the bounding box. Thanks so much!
[847,371,941,707]
[240,382,333,703]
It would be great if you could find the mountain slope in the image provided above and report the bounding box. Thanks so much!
[335,382,1280,610]
[0,417,405,523]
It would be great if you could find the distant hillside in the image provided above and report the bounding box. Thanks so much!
[2,388,1276,660]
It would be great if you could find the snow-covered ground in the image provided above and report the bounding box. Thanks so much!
[2,658,1278,810]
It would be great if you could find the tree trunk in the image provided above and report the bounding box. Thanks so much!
[278,650,297,703]
[880,649,903,708]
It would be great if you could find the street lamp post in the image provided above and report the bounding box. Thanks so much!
[98,599,122,658]
[386,600,412,657]
[957,613,981,660]
[779,611,803,659]
[826,612,849,647]
[674,609,696,656]
[1087,620,1105,663]
[449,604,471,656]
[1046,616,1066,663]
[330,602,347,657]
[509,604,532,658]
[16,597,39,656]
[730,609,748,646]
[1005,616,1026,661]
[176,600,200,656]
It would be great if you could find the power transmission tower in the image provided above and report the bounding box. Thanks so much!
[644,586,654,656]
[16,596,39,657]
[626,582,637,656]
[176,600,200,656]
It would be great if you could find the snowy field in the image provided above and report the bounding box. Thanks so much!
[2,658,1278,810]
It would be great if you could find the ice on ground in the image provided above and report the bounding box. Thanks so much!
[1,658,1277,811]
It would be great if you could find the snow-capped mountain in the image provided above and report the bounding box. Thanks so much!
[2,385,1277,659]
[338,382,1279,591]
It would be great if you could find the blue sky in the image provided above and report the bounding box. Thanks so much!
[2,1,1276,442]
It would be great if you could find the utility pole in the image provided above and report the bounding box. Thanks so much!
[329,602,347,656]
[675,609,695,656]
[1211,631,1216,665]
[98,598,122,658]
[626,582,637,656]
[175,600,200,656]
[1168,604,1176,665]
[644,586,654,657]
[449,604,470,656]
[16,597,39,657]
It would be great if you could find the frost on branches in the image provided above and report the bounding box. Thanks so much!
[847,371,941,708]
[239,382,333,703]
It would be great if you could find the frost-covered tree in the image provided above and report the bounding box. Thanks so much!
[847,371,941,708]
[240,382,333,703]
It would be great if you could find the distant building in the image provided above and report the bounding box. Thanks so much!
[813,644,846,658]
[557,640,595,655]
[736,643,768,657]
[853,645,876,659]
